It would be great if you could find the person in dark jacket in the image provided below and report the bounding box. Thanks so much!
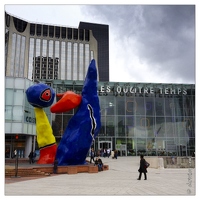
[97,157,103,171]
[137,154,147,180]
[90,148,95,163]
[53,159,58,174]
[28,151,34,164]
[94,156,103,171]
[114,149,118,159]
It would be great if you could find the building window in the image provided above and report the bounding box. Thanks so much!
[79,29,84,40]
[10,33,17,76]
[36,24,42,36]
[13,17,27,33]
[55,26,60,38]
[13,106,23,121]
[13,89,24,105]
[19,36,26,77]
[79,43,84,80]
[61,27,66,39]
[67,28,72,39]
[49,26,54,38]
[5,12,10,27]
[60,42,66,80]
[43,25,48,37]
[85,44,90,74]
[67,42,72,80]
[73,29,78,40]
[42,40,47,57]
[85,29,90,41]
[55,41,60,79]
[73,43,78,80]
[14,34,21,77]
[28,38,34,80]
[5,106,12,121]
[30,23,35,35]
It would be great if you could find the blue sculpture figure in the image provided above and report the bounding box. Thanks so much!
[55,59,101,165]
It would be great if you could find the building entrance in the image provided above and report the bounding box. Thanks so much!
[98,141,112,152]
[5,145,11,158]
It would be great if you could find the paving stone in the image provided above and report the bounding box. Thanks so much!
[4,156,196,196]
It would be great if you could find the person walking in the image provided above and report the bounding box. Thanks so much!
[137,154,147,180]
[111,150,114,159]
[28,150,34,164]
[114,149,118,159]
[90,148,95,163]
[107,148,111,158]
[53,159,58,174]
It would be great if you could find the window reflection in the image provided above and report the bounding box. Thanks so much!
[67,42,72,80]
[79,43,84,80]
[85,44,89,75]
[45,81,195,156]
[73,43,78,80]
[13,90,23,105]
[13,106,23,121]
[28,38,34,80]
[10,34,16,76]
[15,35,21,77]
[61,41,65,80]
[19,36,26,77]
[5,106,12,120]
[55,41,59,79]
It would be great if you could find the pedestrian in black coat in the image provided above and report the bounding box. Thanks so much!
[53,159,58,174]
[137,155,147,180]
[28,151,34,164]
[90,148,95,163]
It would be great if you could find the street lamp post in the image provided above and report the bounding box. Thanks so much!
[11,149,20,178]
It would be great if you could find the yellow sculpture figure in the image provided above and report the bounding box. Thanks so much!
[35,107,56,147]
[35,108,57,164]
[26,83,57,164]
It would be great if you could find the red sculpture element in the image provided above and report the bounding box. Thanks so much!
[40,89,52,101]
[37,144,57,164]
[50,91,82,113]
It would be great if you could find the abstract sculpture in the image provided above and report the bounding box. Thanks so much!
[26,59,101,165]
[54,59,101,165]
[26,83,57,164]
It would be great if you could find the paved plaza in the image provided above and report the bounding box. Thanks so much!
[4,156,196,196]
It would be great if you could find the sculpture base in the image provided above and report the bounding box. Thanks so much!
[34,164,109,175]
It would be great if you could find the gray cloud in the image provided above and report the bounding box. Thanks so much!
[82,5,195,83]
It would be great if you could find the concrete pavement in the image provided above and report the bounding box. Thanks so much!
[4,156,196,196]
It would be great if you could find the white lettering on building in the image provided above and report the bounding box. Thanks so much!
[99,84,188,96]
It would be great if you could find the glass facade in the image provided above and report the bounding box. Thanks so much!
[27,37,94,81]
[47,80,195,157]
[5,12,99,82]
[5,77,51,158]
[4,77,195,158]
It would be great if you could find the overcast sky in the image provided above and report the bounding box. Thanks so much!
[5,4,196,84]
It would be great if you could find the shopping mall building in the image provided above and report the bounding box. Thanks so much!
[5,11,195,158]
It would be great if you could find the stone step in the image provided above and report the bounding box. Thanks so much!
[5,164,109,177]
[166,164,179,168]
[5,168,48,177]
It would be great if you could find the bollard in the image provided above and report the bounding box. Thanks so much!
[11,150,20,178]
